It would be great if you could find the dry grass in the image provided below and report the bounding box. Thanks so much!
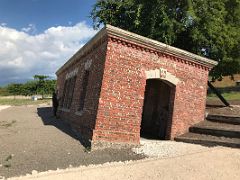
[211,74,240,88]
[207,92,240,101]
[0,120,16,128]
[0,99,51,106]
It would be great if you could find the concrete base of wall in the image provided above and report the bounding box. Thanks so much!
[91,141,140,151]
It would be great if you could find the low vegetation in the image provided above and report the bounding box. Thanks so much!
[0,98,51,106]
[0,75,56,97]
[3,154,13,168]
[208,92,240,101]
[0,120,16,128]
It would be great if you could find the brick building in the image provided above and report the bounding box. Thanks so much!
[56,25,217,147]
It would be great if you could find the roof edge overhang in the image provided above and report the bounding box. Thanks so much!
[56,27,107,75]
[56,24,218,75]
[105,24,218,68]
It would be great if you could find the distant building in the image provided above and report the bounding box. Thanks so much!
[56,25,217,147]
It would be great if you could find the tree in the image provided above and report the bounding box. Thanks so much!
[44,80,56,95]
[91,0,240,81]
[33,75,55,98]
[21,81,37,96]
[0,86,10,96]
[7,83,23,99]
[3,75,56,98]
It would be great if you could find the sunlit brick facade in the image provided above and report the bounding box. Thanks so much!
[56,25,217,147]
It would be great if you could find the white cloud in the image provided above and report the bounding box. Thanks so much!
[1,23,7,26]
[21,23,37,33]
[0,22,98,85]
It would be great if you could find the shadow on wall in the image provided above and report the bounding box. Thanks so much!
[36,107,81,144]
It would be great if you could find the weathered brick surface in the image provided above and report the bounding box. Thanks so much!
[92,36,209,144]
[56,38,107,142]
[57,28,212,146]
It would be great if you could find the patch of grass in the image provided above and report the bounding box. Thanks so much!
[0,120,16,128]
[207,92,240,101]
[3,154,13,168]
[84,146,91,153]
[5,155,13,162]
[0,99,51,106]
[3,163,11,168]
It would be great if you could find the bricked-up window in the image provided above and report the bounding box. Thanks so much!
[62,76,77,109]
[67,76,77,109]
[60,81,67,107]
[79,70,90,111]
[61,79,69,107]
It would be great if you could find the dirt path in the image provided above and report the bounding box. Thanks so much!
[0,105,143,178]
[0,106,11,112]
[1,104,240,179]
[206,100,240,116]
[9,147,240,180]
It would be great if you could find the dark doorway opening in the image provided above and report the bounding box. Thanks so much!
[141,79,175,140]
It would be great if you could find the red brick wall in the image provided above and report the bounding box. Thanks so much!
[56,39,107,142]
[92,36,210,144]
[57,33,211,146]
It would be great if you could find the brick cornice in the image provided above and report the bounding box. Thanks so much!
[56,24,217,75]
[108,36,209,70]
[105,25,217,69]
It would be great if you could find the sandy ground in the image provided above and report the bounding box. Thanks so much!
[0,105,143,178]
[206,100,240,116]
[206,105,240,116]
[8,147,240,180]
[1,103,240,179]
[0,106,11,112]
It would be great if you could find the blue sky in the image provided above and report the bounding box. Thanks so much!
[0,0,98,85]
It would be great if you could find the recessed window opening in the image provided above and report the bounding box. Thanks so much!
[62,76,77,109]
[79,70,90,111]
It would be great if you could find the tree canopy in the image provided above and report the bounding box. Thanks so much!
[91,0,240,80]
[4,75,56,97]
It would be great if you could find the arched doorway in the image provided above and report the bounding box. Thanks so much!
[141,79,175,140]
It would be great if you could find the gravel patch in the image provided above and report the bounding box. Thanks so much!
[6,146,240,180]
[206,105,240,116]
[132,138,214,158]
[206,100,240,116]
[0,105,144,179]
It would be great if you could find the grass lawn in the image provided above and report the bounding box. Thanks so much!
[0,98,51,106]
[207,92,240,101]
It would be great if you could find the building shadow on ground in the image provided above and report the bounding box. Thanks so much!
[37,107,80,143]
